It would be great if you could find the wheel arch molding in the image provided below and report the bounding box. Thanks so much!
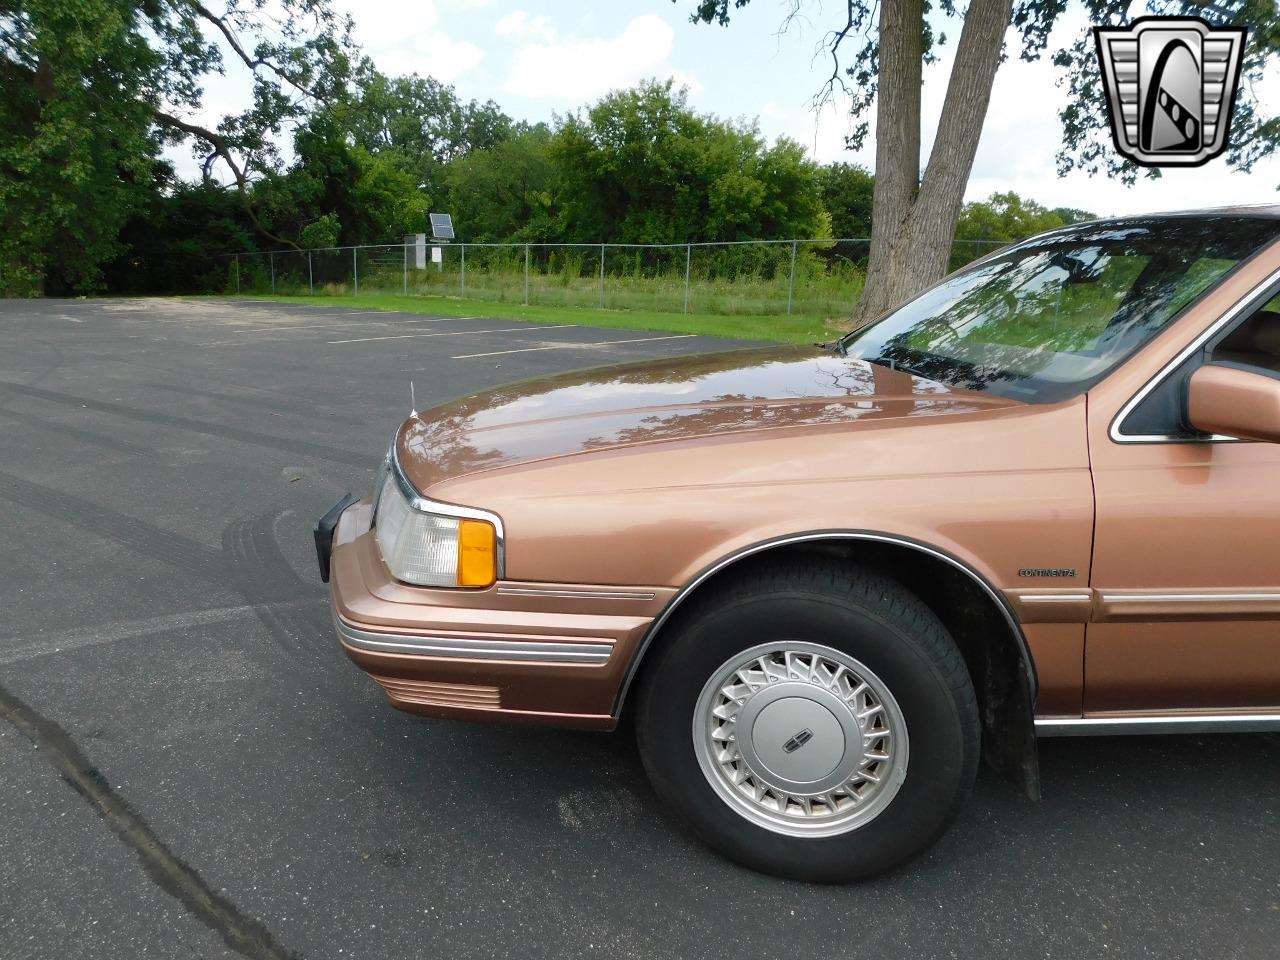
[614,529,1042,800]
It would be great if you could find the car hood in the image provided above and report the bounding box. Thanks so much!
[397,344,1021,491]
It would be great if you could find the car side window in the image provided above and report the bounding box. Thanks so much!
[1207,290,1280,375]
[1119,279,1280,439]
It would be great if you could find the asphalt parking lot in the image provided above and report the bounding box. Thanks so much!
[1,296,1277,960]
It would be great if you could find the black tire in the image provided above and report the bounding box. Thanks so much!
[634,557,979,882]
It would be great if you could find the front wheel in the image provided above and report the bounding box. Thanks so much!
[634,559,979,882]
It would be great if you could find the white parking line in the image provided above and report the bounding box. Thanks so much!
[229,317,444,335]
[0,602,312,665]
[329,324,577,345]
[452,334,696,359]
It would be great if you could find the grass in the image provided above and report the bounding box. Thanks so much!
[222,247,864,343]
[218,291,851,345]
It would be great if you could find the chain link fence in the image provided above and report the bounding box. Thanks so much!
[214,238,1005,318]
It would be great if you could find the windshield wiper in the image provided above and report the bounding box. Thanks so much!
[815,338,848,356]
[867,357,933,380]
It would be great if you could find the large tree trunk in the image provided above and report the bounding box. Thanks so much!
[850,0,1015,327]
[856,0,924,326]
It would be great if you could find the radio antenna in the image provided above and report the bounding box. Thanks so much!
[409,380,418,419]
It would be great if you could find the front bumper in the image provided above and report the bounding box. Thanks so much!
[325,499,674,729]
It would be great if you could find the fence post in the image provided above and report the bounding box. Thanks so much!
[460,243,466,298]
[353,246,358,296]
[598,243,605,308]
[683,244,692,314]
[786,240,797,316]
[403,242,408,296]
[524,243,530,306]
[269,252,275,294]
[307,251,313,295]
[234,254,240,294]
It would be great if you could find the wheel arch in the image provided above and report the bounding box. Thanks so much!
[615,531,1042,799]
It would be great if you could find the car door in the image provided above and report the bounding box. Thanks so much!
[1085,268,1280,714]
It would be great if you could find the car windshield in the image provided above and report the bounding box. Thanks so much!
[838,216,1280,403]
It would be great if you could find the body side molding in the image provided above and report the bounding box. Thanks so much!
[1036,714,1280,736]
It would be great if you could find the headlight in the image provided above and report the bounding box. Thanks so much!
[373,466,499,588]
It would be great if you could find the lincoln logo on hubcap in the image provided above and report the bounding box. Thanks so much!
[782,728,815,753]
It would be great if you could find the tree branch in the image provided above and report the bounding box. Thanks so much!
[188,1,320,102]
[153,110,298,249]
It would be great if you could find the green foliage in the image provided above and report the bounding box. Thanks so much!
[102,178,254,294]
[0,0,159,294]
[444,125,558,242]
[955,192,1095,246]
[340,68,514,198]
[4,0,1110,299]
[1,0,355,295]
[820,163,875,239]
[299,213,341,250]
[351,147,430,239]
[246,111,429,248]
[550,80,829,244]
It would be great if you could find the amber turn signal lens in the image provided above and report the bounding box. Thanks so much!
[456,519,497,587]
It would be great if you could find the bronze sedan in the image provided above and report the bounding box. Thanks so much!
[317,208,1280,881]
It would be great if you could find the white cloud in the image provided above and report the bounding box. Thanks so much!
[494,11,527,35]
[377,34,484,82]
[347,0,483,82]
[494,10,556,43]
[669,68,704,97]
[502,14,683,101]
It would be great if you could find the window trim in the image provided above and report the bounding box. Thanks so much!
[1109,266,1280,444]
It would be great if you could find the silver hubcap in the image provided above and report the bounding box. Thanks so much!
[692,641,909,837]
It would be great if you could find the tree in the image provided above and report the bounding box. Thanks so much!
[820,163,875,240]
[341,69,514,200]
[955,191,1094,245]
[252,111,429,247]
[102,173,256,295]
[445,124,558,242]
[686,1,1280,325]
[1,0,354,294]
[550,79,828,244]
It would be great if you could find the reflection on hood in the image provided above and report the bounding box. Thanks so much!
[399,345,1018,488]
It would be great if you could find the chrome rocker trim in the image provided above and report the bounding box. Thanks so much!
[1035,714,1280,736]
[336,616,613,664]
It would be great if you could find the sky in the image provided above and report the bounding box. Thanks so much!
[177,0,1280,219]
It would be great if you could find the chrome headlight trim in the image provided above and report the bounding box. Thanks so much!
[380,433,507,580]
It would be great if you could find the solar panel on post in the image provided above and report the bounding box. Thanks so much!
[429,213,455,241]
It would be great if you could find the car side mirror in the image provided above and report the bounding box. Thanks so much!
[1186,363,1280,443]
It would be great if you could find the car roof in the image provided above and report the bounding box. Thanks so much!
[1119,204,1280,220]
[1013,205,1280,248]
[1069,204,1280,230]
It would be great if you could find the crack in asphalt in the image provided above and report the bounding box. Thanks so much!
[0,474,332,957]
[0,683,301,960]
